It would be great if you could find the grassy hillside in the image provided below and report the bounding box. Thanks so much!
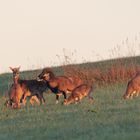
[0,56,140,140]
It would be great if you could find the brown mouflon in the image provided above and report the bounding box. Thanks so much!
[6,67,47,108]
[64,84,93,105]
[123,73,140,99]
[38,68,83,104]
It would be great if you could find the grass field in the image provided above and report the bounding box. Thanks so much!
[0,83,140,140]
[0,57,140,140]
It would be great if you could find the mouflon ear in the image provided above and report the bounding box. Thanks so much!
[9,67,13,71]
[17,66,21,71]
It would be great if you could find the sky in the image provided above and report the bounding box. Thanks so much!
[0,0,140,73]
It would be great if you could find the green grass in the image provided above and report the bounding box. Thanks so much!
[0,83,140,140]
